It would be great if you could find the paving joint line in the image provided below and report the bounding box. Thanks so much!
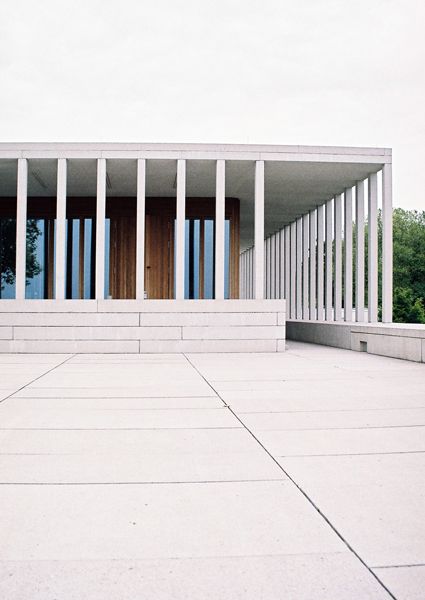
[372,563,425,569]
[183,353,398,600]
[0,354,77,405]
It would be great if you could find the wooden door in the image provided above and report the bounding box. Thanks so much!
[109,216,136,299]
[145,214,174,299]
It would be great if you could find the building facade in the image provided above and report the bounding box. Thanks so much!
[0,143,392,353]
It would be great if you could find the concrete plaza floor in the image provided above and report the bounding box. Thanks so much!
[0,342,424,599]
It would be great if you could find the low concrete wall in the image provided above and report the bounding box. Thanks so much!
[0,299,286,353]
[287,320,425,363]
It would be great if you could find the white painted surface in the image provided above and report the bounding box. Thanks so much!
[254,161,264,299]
[55,159,67,300]
[344,187,353,322]
[382,163,393,323]
[136,159,146,299]
[317,204,325,321]
[368,172,378,322]
[355,181,365,322]
[302,214,309,319]
[175,159,186,300]
[215,160,225,299]
[309,210,316,320]
[325,200,333,321]
[334,193,342,321]
[15,158,27,300]
[95,158,106,300]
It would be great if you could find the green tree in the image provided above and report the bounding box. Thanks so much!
[0,219,42,295]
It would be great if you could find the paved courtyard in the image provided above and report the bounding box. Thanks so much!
[0,341,424,599]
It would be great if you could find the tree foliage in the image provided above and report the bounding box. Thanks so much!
[391,208,425,323]
[0,219,42,293]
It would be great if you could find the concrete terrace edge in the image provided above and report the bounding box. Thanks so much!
[0,299,286,354]
[287,320,425,363]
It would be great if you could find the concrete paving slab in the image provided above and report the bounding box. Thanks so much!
[0,342,422,598]
[0,481,346,560]
[1,396,223,409]
[0,554,392,600]
[0,427,266,456]
[256,426,425,456]
[279,453,425,566]
[241,408,425,430]
[373,565,425,600]
[0,448,284,484]
[0,407,237,429]
[14,385,216,398]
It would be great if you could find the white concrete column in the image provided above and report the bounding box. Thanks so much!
[136,159,146,300]
[279,228,285,299]
[368,172,378,322]
[247,249,251,299]
[382,164,393,322]
[275,231,280,299]
[265,236,271,298]
[15,158,28,299]
[290,221,296,319]
[296,218,302,319]
[95,158,106,300]
[325,199,333,321]
[309,210,316,320]
[175,159,186,300]
[355,180,365,322]
[334,193,343,321]
[302,214,309,319]
[270,234,276,299]
[250,248,254,299]
[215,159,225,300]
[344,187,353,322]
[55,159,67,300]
[254,160,265,299]
[284,225,290,305]
[317,204,325,321]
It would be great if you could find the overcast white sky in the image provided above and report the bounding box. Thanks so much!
[0,0,424,209]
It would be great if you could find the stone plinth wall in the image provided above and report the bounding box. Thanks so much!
[287,320,425,363]
[0,300,286,353]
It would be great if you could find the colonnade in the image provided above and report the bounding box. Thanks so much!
[240,164,393,323]
[12,157,392,322]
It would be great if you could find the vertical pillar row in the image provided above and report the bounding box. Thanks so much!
[317,204,325,321]
[302,214,309,319]
[55,159,67,300]
[344,187,353,322]
[279,228,285,300]
[309,209,317,320]
[136,158,146,300]
[296,217,302,319]
[290,221,296,319]
[382,163,393,323]
[254,161,265,299]
[95,158,106,300]
[15,158,28,300]
[355,180,365,322]
[334,193,343,321]
[368,172,378,322]
[325,199,333,321]
[175,159,186,300]
[284,225,290,309]
[215,160,225,300]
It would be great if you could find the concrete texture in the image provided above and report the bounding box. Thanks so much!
[287,320,425,363]
[0,300,286,353]
[0,341,424,599]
